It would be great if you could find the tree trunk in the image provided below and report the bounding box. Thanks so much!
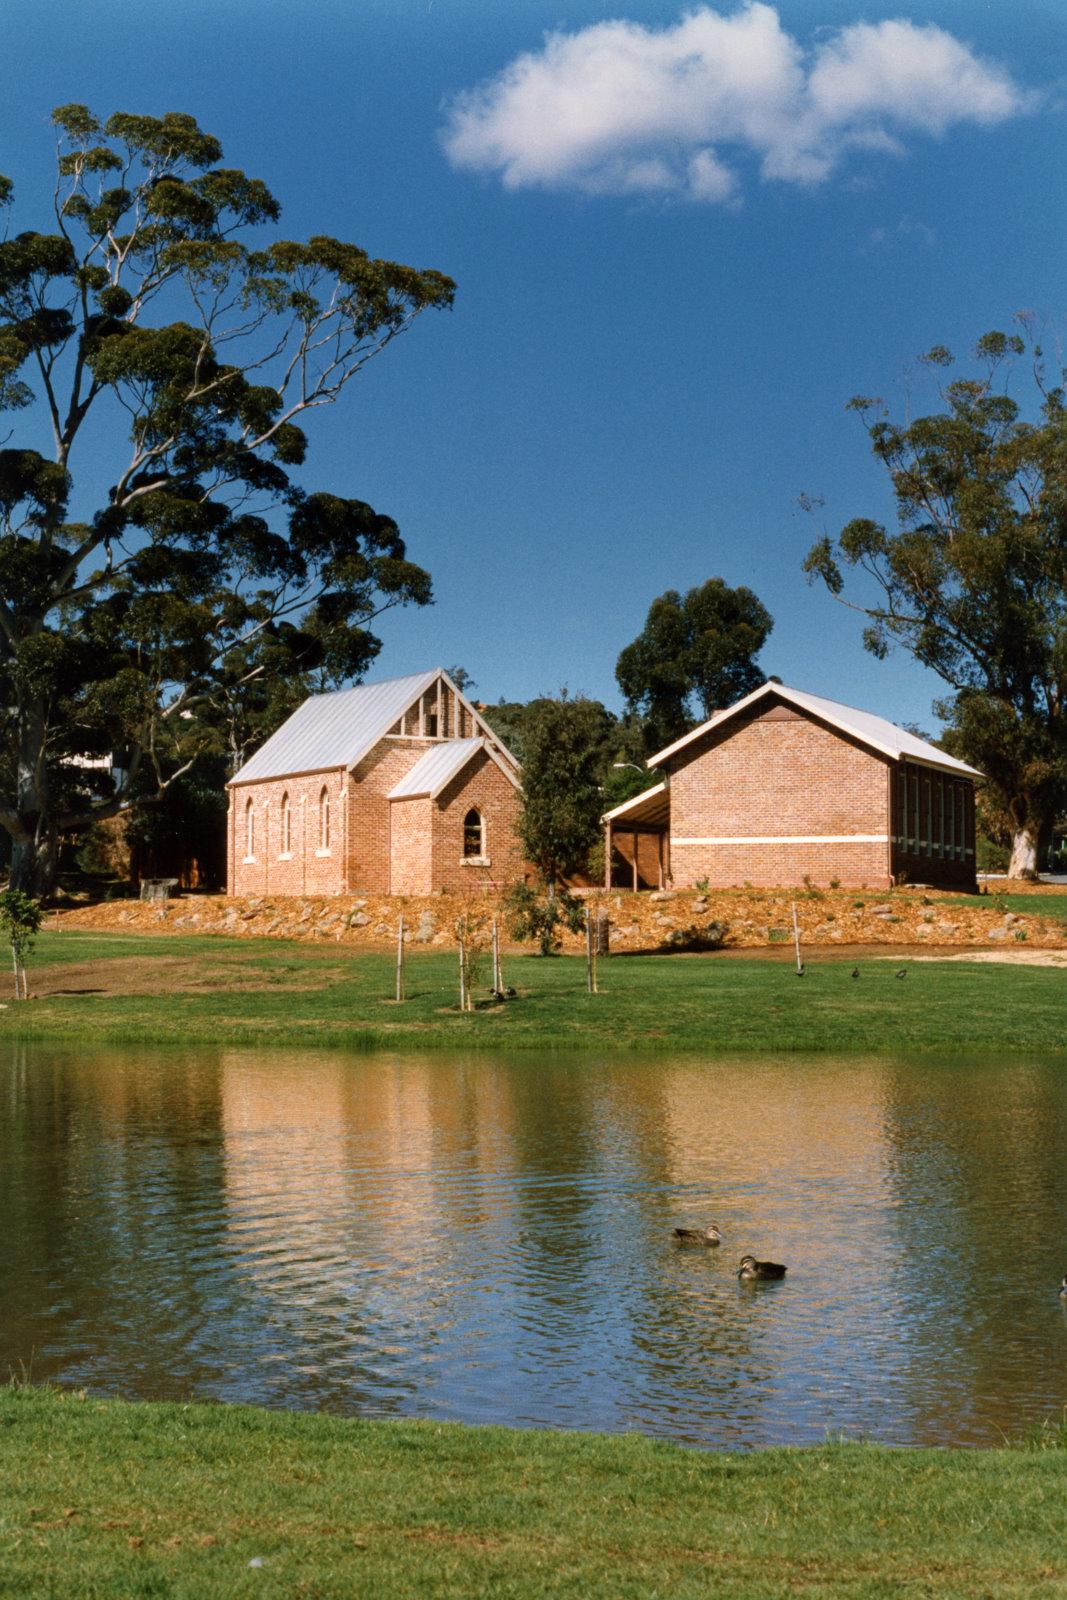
[1007,818,1052,880]
[8,698,59,898]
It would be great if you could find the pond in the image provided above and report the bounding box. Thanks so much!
[3,1045,1067,1448]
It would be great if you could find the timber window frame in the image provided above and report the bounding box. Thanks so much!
[316,785,331,856]
[279,791,292,859]
[461,807,488,865]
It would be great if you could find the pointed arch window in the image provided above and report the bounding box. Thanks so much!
[318,786,330,853]
[280,792,291,856]
[462,808,485,861]
[244,797,255,860]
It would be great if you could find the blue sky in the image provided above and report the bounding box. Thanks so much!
[3,0,1063,729]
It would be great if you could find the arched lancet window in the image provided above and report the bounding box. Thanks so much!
[463,808,484,859]
[245,797,255,859]
[280,792,291,855]
[319,786,330,851]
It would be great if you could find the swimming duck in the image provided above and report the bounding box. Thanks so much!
[673,1225,721,1246]
[737,1253,787,1281]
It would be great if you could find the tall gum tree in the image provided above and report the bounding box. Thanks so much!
[804,330,1066,878]
[616,578,773,752]
[0,106,454,893]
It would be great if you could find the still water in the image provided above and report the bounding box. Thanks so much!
[3,1045,1067,1447]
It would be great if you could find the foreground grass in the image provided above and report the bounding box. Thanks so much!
[0,930,1064,1053]
[1,1389,1065,1599]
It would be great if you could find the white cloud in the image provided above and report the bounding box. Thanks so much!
[441,4,1031,204]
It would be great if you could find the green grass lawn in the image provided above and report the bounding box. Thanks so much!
[947,892,1067,922]
[2,1387,1065,1598]
[1,929,1064,1053]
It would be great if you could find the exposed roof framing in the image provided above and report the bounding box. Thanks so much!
[229,668,518,786]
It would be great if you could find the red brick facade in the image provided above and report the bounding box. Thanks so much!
[609,691,978,892]
[227,674,525,898]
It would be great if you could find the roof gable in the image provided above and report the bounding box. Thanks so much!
[648,682,983,779]
[387,737,520,800]
[229,669,517,786]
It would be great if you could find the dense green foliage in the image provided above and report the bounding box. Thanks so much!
[5,1387,1067,1598]
[616,577,773,751]
[805,328,1067,876]
[510,695,621,885]
[6,930,1066,1053]
[0,105,453,893]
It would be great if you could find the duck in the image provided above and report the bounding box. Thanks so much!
[1058,1277,1067,1299]
[673,1225,721,1246]
[737,1253,787,1281]
[851,967,860,980]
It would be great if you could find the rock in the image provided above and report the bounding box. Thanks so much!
[936,921,958,934]
[692,898,708,913]
[415,912,436,943]
[348,912,371,928]
[870,904,894,917]
[649,891,675,903]
[987,926,1008,940]
[349,899,367,910]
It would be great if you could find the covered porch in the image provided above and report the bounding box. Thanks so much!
[602,782,670,890]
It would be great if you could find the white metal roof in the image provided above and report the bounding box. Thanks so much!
[601,781,669,825]
[388,739,487,800]
[648,682,983,778]
[230,670,438,784]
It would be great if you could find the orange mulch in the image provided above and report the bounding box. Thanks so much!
[53,880,1067,955]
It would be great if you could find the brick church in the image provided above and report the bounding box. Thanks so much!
[227,669,524,897]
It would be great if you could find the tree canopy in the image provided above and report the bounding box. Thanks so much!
[0,104,454,891]
[804,328,1067,876]
[615,578,773,752]
[509,694,613,888]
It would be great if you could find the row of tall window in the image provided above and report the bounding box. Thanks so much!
[892,766,972,859]
[244,789,330,859]
[243,797,485,860]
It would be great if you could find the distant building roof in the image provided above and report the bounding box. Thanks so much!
[388,738,519,800]
[230,670,440,784]
[648,682,983,779]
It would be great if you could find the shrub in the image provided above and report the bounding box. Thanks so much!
[504,880,585,957]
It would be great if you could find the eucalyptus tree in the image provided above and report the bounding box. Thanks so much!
[616,578,773,752]
[0,105,453,892]
[804,330,1066,877]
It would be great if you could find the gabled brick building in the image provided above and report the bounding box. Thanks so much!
[227,669,524,897]
[603,682,981,891]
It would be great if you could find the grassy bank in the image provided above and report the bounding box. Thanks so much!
[2,1388,1065,1598]
[1,929,1064,1053]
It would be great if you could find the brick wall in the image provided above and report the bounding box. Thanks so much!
[228,768,348,897]
[346,738,440,893]
[609,829,664,889]
[227,739,526,898]
[667,704,892,888]
[430,751,525,892]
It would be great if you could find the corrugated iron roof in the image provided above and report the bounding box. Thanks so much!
[601,781,669,826]
[649,682,983,778]
[230,670,439,784]
[387,738,485,799]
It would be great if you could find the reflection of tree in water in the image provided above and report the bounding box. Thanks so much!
[879,1059,1067,1443]
[0,1043,229,1397]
